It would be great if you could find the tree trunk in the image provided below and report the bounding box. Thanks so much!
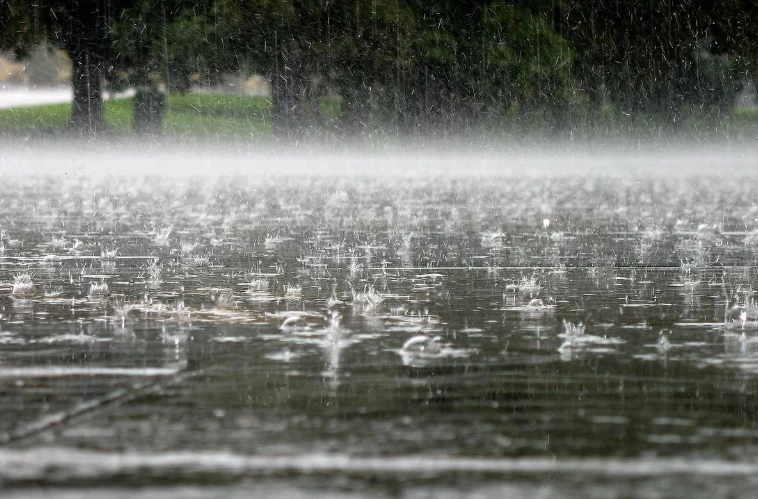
[398,71,426,136]
[271,70,303,139]
[133,84,165,134]
[69,44,105,134]
[302,78,325,130]
[339,80,371,137]
[270,29,306,140]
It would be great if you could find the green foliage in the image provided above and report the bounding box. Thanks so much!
[0,1,45,57]
[481,3,577,116]
[213,0,298,76]
[110,1,218,93]
[563,0,753,125]
[3,0,758,137]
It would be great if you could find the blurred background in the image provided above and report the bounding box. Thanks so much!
[1,1,757,141]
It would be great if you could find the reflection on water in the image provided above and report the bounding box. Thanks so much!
[2,172,758,496]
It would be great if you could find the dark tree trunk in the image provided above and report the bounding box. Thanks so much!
[130,7,166,136]
[339,80,371,137]
[401,66,447,137]
[302,78,326,130]
[62,0,109,135]
[270,29,306,140]
[398,71,426,136]
[69,43,105,133]
[271,70,304,139]
[133,83,165,134]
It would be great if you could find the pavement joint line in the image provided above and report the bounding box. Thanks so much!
[0,368,205,446]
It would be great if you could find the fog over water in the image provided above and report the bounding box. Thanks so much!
[3,139,758,179]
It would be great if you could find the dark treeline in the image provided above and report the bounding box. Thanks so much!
[2,0,757,137]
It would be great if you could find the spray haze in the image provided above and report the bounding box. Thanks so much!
[3,138,757,180]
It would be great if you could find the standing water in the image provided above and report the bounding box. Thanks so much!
[1,144,758,498]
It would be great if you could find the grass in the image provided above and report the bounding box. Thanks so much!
[102,98,133,132]
[0,102,72,133]
[0,93,277,138]
[168,93,271,120]
[166,94,272,137]
[0,91,757,141]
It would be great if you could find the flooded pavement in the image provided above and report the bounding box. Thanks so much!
[2,160,758,497]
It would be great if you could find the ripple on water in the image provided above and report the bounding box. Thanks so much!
[1,172,758,493]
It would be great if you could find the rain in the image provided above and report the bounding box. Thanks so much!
[2,2,758,498]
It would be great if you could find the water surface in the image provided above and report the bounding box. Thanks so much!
[1,157,758,497]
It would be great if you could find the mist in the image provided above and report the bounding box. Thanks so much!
[3,137,757,181]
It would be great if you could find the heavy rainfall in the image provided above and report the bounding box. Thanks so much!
[2,2,758,498]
